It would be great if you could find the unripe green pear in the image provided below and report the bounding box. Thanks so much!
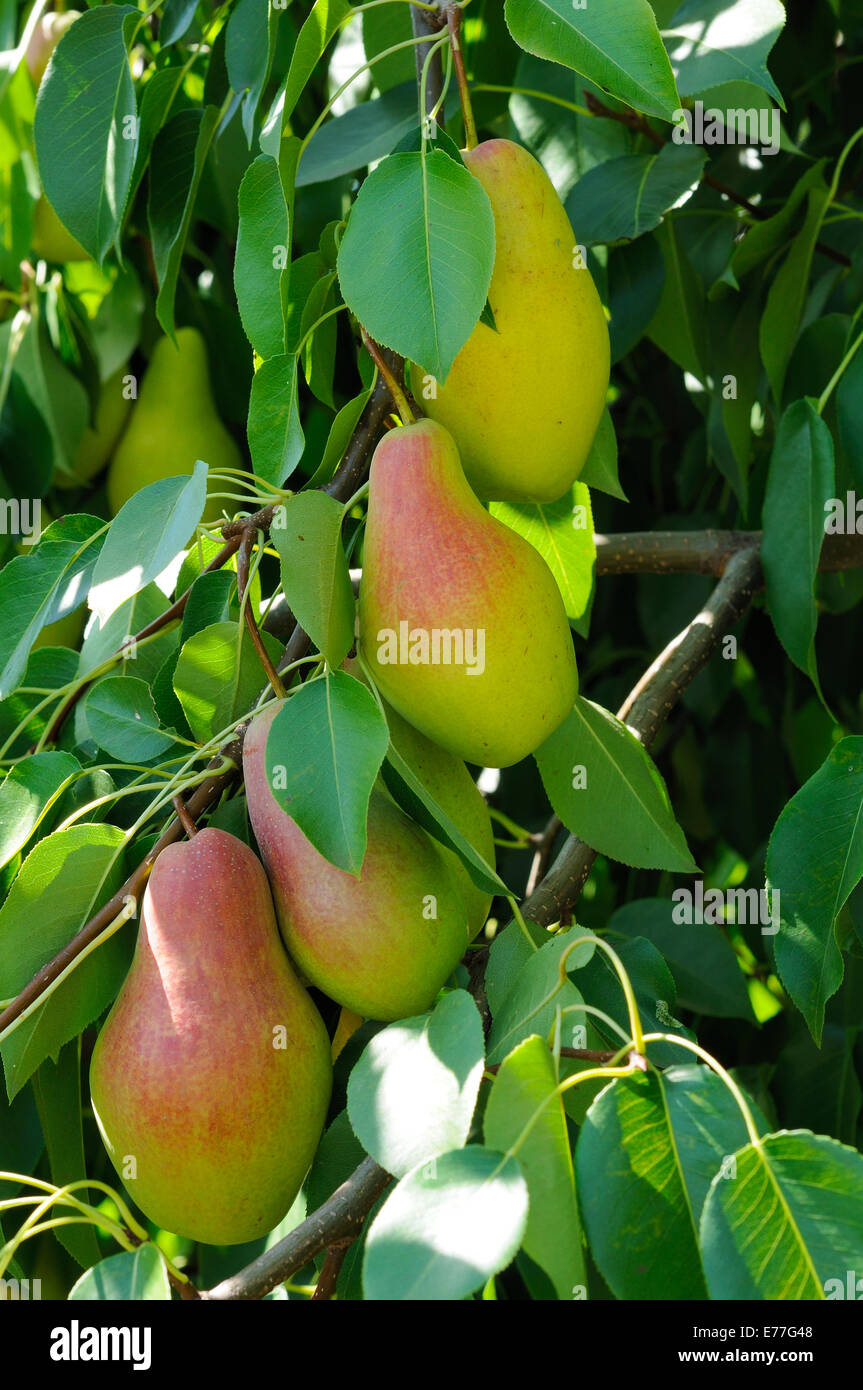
[358,418,578,767]
[106,328,241,520]
[25,10,81,89]
[89,827,332,1245]
[55,366,133,488]
[410,139,609,504]
[31,195,89,263]
[243,703,471,1022]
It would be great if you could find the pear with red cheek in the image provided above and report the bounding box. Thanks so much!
[89,828,332,1245]
[243,703,471,1022]
[357,418,578,768]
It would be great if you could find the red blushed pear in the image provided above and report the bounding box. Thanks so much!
[357,418,578,768]
[243,703,471,1022]
[89,828,332,1246]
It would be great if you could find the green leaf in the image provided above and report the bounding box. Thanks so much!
[85,677,178,762]
[160,0,199,47]
[225,0,277,146]
[173,620,284,744]
[88,467,207,630]
[534,696,698,872]
[701,1131,863,1299]
[578,407,626,500]
[32,1040,100,1267]
[271,492,354,668]
[297,82,420,187]
[647,216,708,380]
[608,234,666,363]
[148,106,222,337]
[761,399,834,691]
[265,670,389,873]
[484,1035,585,1300]
[609,898,753,1019]
[299,269,338,407]
[33,6,139,261]
[491,483,595,623]
[234,155,289,360]
[659,1064,770,1221]
[6,315,89,481]
[304,382,374,488]
[337,149,495,382]
[0,751,81,871]
[247,353,305,487]
[766,737,863,1043]
[69,1245,171,1301]
[759,185,830,403]
[347,991,485,1178]
[180,570,237,641]
[487,930,595,1066]
[566,143,706,246]
[280,0,352,131]
[576,1071,709,1298]
[663,0,786,105]
[363,1147,529,1301]
[0,824,130,1099]
[504,0,680,121]
[730,160,826,280]
[0,513,104,698]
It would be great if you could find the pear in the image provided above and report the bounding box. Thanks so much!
[410,139,609,504]
[31,195,89,263]
[25,10,80,89]
[243,703,471,1022]
[89,827,332,1245]
[357,418,578,767]
[55,366,132,488]
[106,328,242,519]
[343,656,495,937]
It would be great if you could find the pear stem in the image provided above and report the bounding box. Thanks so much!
[360,331,415,426]
[172,793,198,838]
[445,4,477,150]
[238,527,287,700]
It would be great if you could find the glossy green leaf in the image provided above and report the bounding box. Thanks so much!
[69,1244,171,1301]
[173,620,284,744]
[271,491,354,668]
[491,483,595,623]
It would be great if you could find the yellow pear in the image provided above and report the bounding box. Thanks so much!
[31,195,89,263]
[358,419,578,767]
[410,139,609,504]
[55,366,133,488]
[25,10,81,88]
[106,328,241,520]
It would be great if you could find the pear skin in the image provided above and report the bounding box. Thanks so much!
[410,139,609,504]
[343,656,495,938]
[106,328,242,520]
[89,828,332,1245]
[358,419,578,767]
[56,366,133,488]
[31,195,89,263]
[243,703,471,1022]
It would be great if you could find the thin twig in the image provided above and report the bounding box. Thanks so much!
[311,1242,352,1300]
[446,3,476,148]
[584,91,851,268]
[238,525,287,699]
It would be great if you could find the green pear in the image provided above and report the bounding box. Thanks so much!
[31,195,89,263]
[410,138,609,504]
[358,418,578,767]
[106,328,241,520]
[344,658,494,938]
[89,827,332,1245]
[55,366,133,488]
[243,703,471,1022]
[25,10,81,89]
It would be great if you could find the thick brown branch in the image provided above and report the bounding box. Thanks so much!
[522,546,763,928]
[411,3,447,119]
[594,528,863,578]
[202,1157,392,1301]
